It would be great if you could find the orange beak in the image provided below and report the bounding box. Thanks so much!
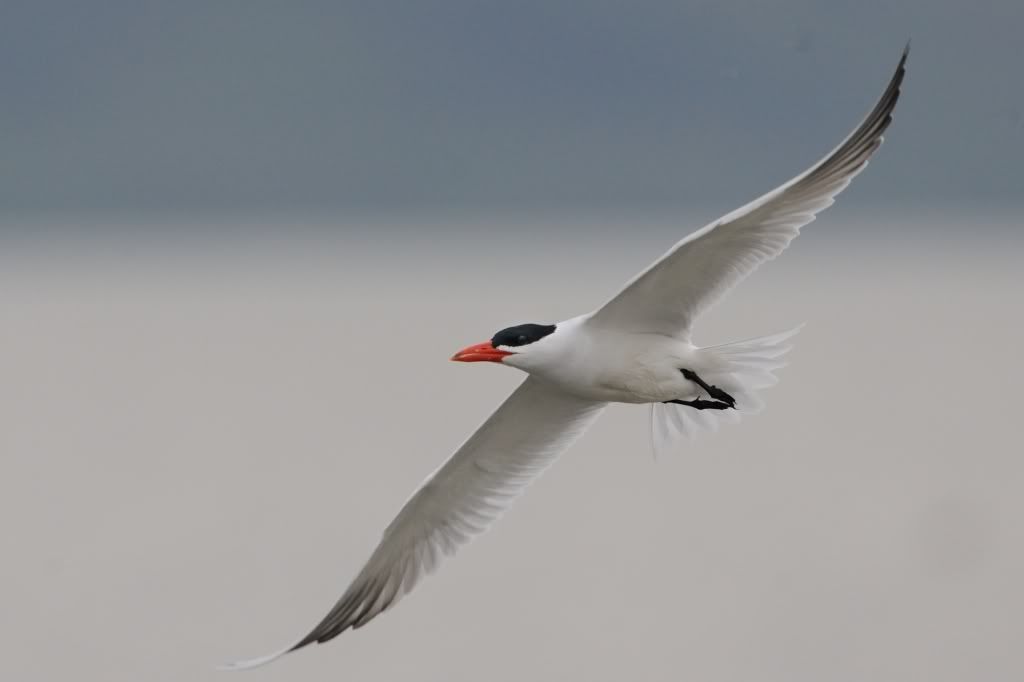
[450,341,513,363]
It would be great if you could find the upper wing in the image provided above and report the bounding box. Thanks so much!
[223,377,605,670]
[587,46,908,339]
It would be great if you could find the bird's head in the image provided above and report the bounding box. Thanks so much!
[450,323,559,370]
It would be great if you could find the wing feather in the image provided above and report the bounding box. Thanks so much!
[587,45,908,338]
[222,377,605,669]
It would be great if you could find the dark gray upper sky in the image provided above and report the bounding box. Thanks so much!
[1,1,1021,214]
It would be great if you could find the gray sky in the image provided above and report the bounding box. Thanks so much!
[2,1,1021,214]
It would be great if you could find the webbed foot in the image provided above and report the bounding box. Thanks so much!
[681,369,736,408]
[664,398,734,411]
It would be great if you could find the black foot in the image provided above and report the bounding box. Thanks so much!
[665,398,734,411]
[681,369,736,408]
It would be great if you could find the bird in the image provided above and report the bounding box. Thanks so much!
[222,46,907,670]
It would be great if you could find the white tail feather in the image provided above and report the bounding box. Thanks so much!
[651,325,802,457]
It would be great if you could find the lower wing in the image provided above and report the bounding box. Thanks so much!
[222,376,606,669]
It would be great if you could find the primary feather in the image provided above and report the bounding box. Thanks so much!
[222,378,604,669]
[588,46,908,339]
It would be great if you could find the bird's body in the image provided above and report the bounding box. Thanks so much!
[500,315,698,403]
[223,47,908,670]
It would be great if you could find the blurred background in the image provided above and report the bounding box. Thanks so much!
[1,2,1022,681]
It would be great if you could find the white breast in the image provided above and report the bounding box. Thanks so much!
[526,317,701,404]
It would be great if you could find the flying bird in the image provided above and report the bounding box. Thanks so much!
[223,46,907,670]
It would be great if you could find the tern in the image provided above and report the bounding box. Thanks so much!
[224,47,907,669]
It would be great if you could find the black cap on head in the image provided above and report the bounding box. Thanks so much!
[491,323,556,348]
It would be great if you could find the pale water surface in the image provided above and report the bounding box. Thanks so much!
[1,212,1021,681]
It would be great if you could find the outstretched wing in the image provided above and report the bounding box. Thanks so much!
[222,377,605,669]
[587,46,908,339]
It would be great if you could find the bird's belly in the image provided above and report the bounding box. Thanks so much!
[595,367,695,404]
[539,344,699,404]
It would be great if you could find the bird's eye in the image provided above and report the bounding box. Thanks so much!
[517,335,528,345]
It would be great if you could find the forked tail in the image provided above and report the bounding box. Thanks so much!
[651,325,802,456]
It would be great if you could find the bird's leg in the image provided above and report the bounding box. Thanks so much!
[680,369,736,408]
[665,398,734,411]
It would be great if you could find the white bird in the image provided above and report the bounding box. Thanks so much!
[223,47,907,670]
